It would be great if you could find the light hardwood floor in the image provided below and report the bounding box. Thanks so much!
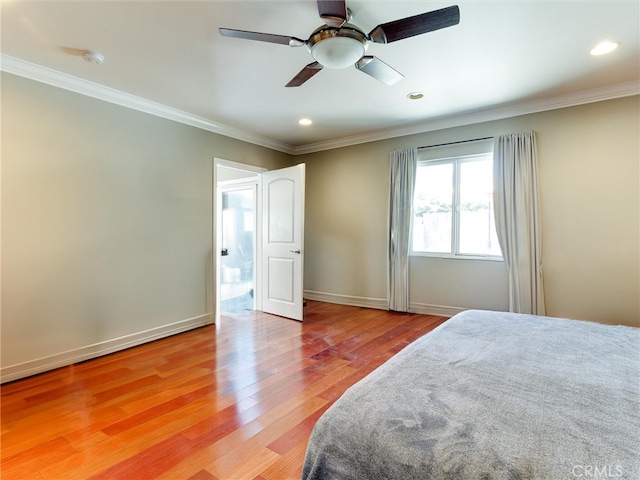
[1,301,447,480]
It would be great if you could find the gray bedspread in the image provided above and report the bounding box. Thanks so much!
[302,310,640,480]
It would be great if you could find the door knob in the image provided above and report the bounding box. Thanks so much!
[290,249,301,254]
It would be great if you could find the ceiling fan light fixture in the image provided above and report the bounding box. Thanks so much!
[307,27,368,69]
[310,36,365,69]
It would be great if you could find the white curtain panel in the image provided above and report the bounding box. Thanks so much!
[388,148,417,312]
[493,131,545,315]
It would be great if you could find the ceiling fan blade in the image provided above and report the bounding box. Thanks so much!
[286,62,323,87]
[355,56,404,85]
[369,5,460,44]
[317,0,348,27]
[219,28,305,47]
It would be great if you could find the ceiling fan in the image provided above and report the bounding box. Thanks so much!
[219,1,460,87]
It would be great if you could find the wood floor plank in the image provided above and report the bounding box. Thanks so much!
[186,470,219,480]
[266,403,332,457]
[1,436,76,477]
[220,447,282,480]
[87,433,193,480]
[260,440,309,480]
[203,396,330,479]
[110,367,215,414]
[1,301,447,479]
[2,403,126,457]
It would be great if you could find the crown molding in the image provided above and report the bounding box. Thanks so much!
[2,54,637,157]
[291,80,640,155]
[0,54,295,155]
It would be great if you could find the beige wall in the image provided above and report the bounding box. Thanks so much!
[301,96,639,326]
[1,73,291,381]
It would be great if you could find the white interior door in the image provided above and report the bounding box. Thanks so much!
[261,164,305,321]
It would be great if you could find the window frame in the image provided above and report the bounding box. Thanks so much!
[410,152,503,261]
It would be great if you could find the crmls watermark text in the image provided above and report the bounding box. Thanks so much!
[571,465,623,478]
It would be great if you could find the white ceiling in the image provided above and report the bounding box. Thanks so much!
[2,1,639,154]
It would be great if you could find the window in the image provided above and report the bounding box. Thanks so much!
[411,151,502,258]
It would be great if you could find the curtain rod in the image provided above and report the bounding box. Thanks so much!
[418,136,493,150]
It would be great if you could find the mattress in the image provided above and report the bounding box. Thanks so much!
[302,309,640,479]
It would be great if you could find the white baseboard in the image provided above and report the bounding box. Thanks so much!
[1,313,214,384]
[303,290,462,318]
[409,302,464,318]
[304,290,388,310]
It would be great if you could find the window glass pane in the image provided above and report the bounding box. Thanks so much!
[459,158,501,255]
[412,163,452,253]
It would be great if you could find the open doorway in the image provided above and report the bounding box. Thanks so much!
[219,185,256,312]
[216,160,265,316]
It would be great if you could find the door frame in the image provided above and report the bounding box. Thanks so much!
[214,158,266,322]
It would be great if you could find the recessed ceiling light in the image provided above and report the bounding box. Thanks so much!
[590,41,620,56]
[299,118,313,126]
[406,92,424,100]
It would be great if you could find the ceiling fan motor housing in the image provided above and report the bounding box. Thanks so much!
[307,25,368,69]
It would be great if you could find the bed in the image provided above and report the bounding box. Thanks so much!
[302,310,640,480]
